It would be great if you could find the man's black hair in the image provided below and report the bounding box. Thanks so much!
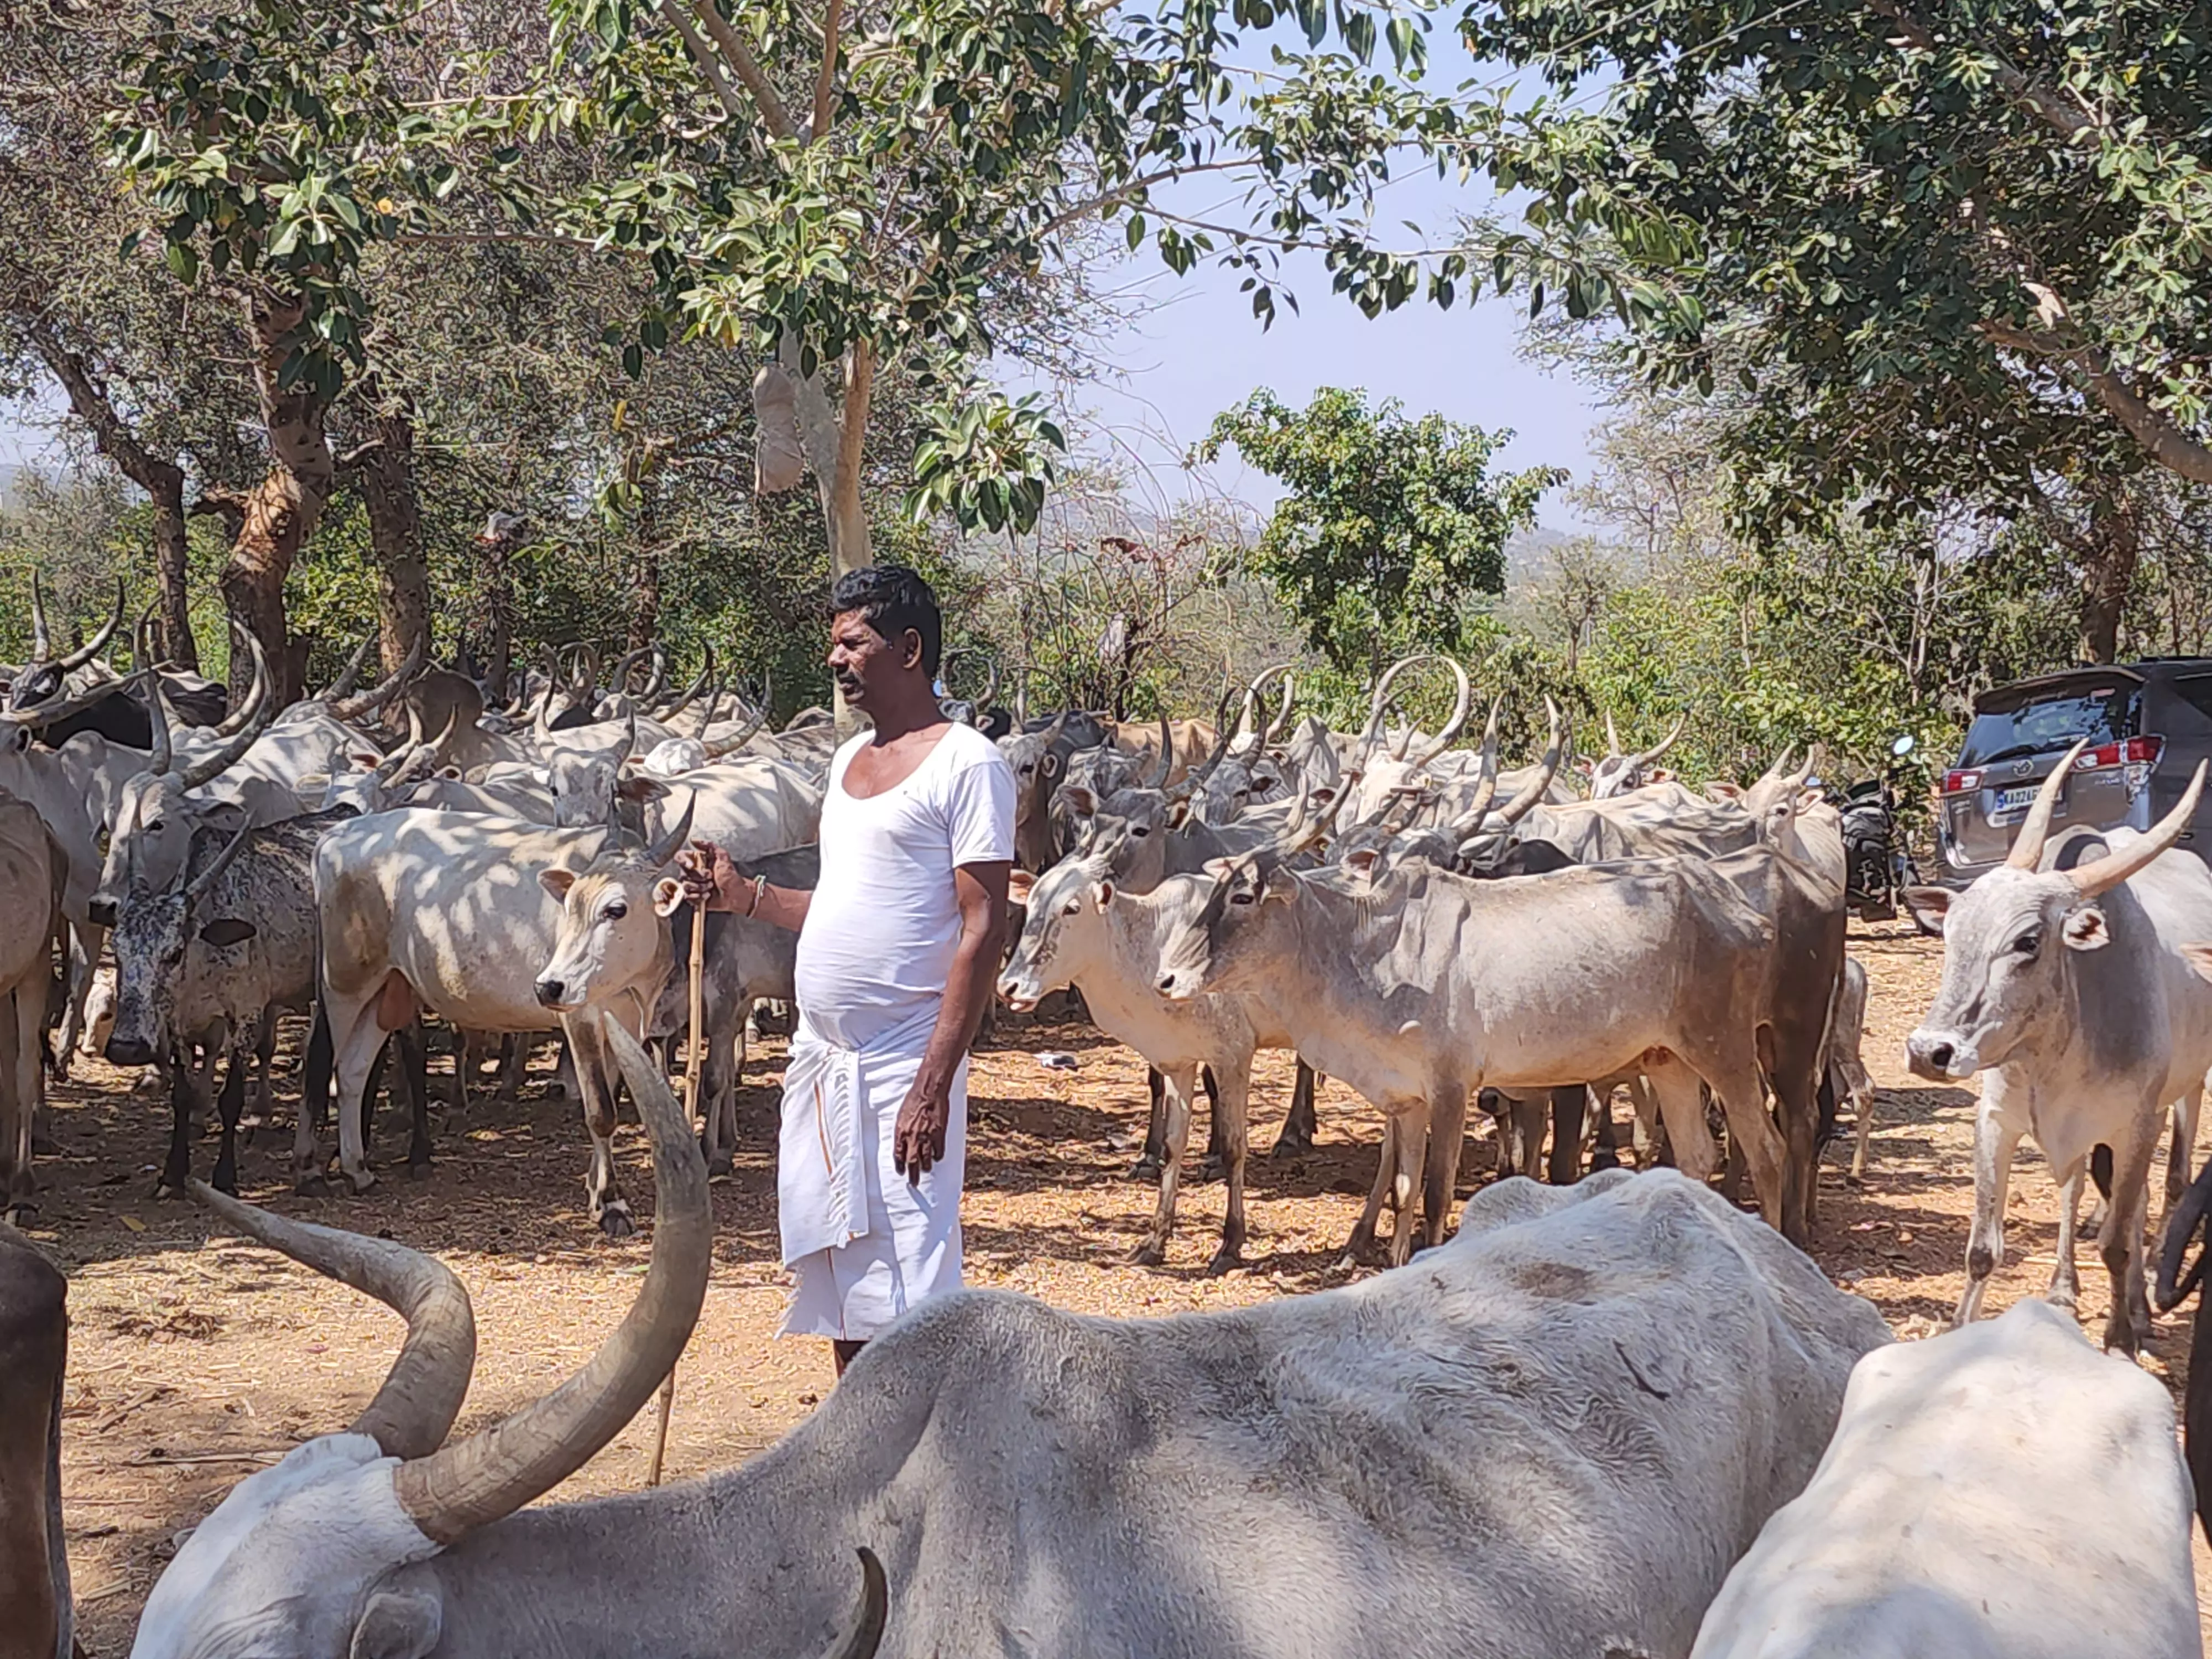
[830,564,942,676]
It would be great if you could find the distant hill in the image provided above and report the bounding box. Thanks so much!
[0,463,22,512]
[1504,525,1577,592]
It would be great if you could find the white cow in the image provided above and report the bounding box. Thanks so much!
[1692,1297,2199,1659]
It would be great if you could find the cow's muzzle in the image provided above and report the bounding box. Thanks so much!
[104,1034,156,1068]
[997,975,1037,1013]
[1905,1029,1978,1081]
[87,895,117,928]
[534,978,575,1010]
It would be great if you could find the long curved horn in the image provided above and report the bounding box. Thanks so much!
[658,645,714,722]
[211,622,272,738]
[608,646,650,701]
[1147,715,1174,789]
[330,634,427,724]
[1634,713,1685,769]
[2005,738,2088,870]
[189,1180,476,1460]
[147,672,174,774]
[643,792,697,869]
[573,642,602,705]
[688,672,726,739]
[27,572,50,665]
[1494,696,1564,828]
[1165,686,1238,804]
[393,1016,709,1542]
[700,703,766,759]
[1409,658,1472,766]
[1261,667,1296,747]
[374,707,426,782]
[636,644,669,703]
[56,576,126,670]
[826,1548,889,1659]
[176,630,275,791]
[2065,761,2209,898]
[317,635,377,705]
[978,652,1000,712]
[1604,708,1621,757]
[182,819,254,909]
[381,709,456,787]
[1445,699,1504,835]
[1356,654,1441,759]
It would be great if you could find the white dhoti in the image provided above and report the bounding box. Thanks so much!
[778,1004,968,1341]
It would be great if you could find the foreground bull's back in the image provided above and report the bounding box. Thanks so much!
[437,1170,1886,1659]
[1691,1298,2198,1659]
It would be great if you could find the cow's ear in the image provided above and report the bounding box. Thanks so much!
[540,867,578,902]
[1343,848,1381,878]
[1057,784,1097,818]
[1707,782,1743,802]
[350,752,382,772]
[1903,886,1952,933]
[618,773,670,802]
[2183,943,2212,985]
[1006,869,1035,905]
[652,877,686,917]
[351,1588,442,1659]
[197,918,257,948]
[1041,752,1063,779]
[1092,879,1116,910]
[2062,904,2110,952]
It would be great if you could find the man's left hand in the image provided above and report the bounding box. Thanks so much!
[893,1082,952,1178]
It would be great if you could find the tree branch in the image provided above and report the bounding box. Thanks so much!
[811,0,843,140]
[1976,316,2212,487]
[687,1,797,141]
[1863,0,2093,140]
[653,0,750,127]
[26,321,185,499]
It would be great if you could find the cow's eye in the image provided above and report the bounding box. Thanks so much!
[2012,931,2039,956]
[1061,899,1080,915]
[1230,891,1254,906]
[1131,826,1149,837]
[145,818,163,834]
[604,899,628,920]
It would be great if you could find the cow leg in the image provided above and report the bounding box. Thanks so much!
[2049,1157,2086,1311]
[208,1040,249,1196]
[395,1022,433,1174]
[1206,1060,1251,1276]
[1954,1092,2026,1328]
[2100,1112,2159,1354]
[1134,1063,1198,1267]
[1697,1045,1791,1236]
[1626,1073,1664,1166]
[1589,1085,1621,1172]
[562,1015,633,1238]
[1195,1065,1229,1183]
[51,920,101,1083]
[155,1045,206,1197]
[1546,1085,1587,1185]
[1849,1067,1877,1183]
[1340,1113,1397,1269]
[1422,1080,1469,1250]
[0,990,34,1215]
[1507,1092,1546,1180]
[249,1018,277,1130]
[1271,1061,1318,1159]
[1386,1104,1430,1269]
[2170,1085,2205,1217]
[1134,1067,1167,1180]
[326,989,401,1196]
[1644,1058,1718,1185]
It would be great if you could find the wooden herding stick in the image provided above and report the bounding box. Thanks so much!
[648,895,709,1488]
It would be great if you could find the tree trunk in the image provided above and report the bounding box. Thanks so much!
[2076,495,2142,665]
[150,488,197,672]
[482,541,514,705]
[28,324,199,669]
[357,398,431,674]
[222,291,335,705]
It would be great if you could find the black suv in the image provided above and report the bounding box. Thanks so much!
[1936,660,2212,877]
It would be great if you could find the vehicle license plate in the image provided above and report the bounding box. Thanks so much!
[1989,782,2047,826]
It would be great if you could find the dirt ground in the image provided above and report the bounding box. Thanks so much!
[24,920,2212,1652]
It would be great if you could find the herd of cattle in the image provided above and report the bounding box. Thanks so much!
[3,594,2212,1655]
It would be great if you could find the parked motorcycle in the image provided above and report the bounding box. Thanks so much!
[1836,734,1929,925]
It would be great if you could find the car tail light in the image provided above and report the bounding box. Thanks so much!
[2083,735,2162,768]
[1942,769,1982,795]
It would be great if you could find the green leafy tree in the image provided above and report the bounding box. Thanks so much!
[1196,387,1562,680]
[1457,0,2212,661]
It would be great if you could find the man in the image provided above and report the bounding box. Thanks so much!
[681,566,1012,1374]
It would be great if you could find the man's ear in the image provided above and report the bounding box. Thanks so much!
[541,867,578,902]
[1007,869,1035,905]
[2062,905,2110,951]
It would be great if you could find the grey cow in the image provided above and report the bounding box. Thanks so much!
[138,1014,1888,1659]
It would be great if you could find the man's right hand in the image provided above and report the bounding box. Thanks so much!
[678,840,742,912]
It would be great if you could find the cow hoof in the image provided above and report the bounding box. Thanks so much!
[1589,1149,1620,1172]
[346,1170,378,1196]
[1129,1156,1162,1182]
[598,1204,637,1241]
[1203,1249,1241,1278]
[1270,1136,1314,1161]
[405,1157,434,1180]
[1129,1240,1166,1268]
[294,1173,331,1197]
[708,1155,735,1182]
[152,1176,183,1201]
[1193,1157,1227,1185]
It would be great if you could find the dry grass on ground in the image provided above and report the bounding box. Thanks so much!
[22,922,2212,1652]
